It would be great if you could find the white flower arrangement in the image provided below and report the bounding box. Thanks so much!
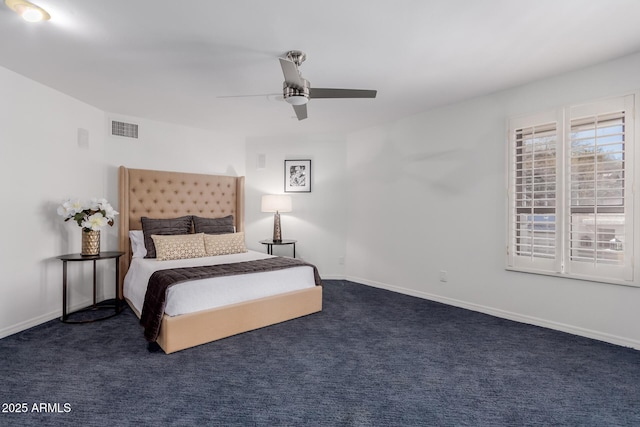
[57,198,118,232]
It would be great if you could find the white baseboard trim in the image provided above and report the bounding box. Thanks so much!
[346,275,640,351]
[0,298,99,340]
[0,310,60,340]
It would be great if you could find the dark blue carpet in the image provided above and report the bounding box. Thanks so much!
[1,280,639,426]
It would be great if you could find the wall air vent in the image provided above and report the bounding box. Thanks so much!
[111,120,139,139]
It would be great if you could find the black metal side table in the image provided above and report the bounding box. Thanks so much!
[259,239,297,258]
[57,251,124,323]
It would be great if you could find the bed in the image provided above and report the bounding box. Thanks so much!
[118,166,323,354]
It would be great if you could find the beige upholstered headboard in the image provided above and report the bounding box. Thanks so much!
[117,166,245,298]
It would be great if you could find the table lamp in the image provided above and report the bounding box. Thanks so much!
[261,195,292,242]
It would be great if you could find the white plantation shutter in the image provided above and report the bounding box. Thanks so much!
[565,96,634,282]
[508,111,562,274]
[514,123,557,258]
[507,95,636,285]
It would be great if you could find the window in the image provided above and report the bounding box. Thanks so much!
[507,95,636,285]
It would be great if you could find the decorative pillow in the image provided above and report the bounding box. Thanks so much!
[193,215,235,235]
[151,233,206,261]
[141,216,193,258]
[129,230,147,258]
[203,232,247,256]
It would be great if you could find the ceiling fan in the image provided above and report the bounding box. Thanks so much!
[278,50,377,120]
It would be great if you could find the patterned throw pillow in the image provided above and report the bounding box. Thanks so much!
[151,233,206,261]
[203,232,247,256]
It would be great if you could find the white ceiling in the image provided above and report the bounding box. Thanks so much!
[3,0,640,138]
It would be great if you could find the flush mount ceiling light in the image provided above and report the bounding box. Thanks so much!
[5,0,50,22]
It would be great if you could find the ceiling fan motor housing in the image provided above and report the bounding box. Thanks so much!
[283,79,310,105]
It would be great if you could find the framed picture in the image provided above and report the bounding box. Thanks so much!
[284,159,311,193]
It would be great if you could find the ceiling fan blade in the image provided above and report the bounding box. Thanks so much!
[309,88,377,99]
[279,58,304,88]
[292,104,307,120]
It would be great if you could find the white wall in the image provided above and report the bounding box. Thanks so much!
[101,113,246,246]
[0,66,107,336]
[345,52,640,349]
[0,66,245,338]
[244,134,347,277]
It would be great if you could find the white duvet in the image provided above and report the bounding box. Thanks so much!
[123,250,317,317]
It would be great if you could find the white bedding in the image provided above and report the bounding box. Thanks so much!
[123,250,317,317]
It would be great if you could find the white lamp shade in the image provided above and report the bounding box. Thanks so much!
[261,195,292,213]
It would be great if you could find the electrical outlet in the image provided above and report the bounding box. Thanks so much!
[439,270,448,282]
[338,256,345,265]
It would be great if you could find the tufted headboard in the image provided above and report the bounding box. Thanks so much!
[117,166,245,298]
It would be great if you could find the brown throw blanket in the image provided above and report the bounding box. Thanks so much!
[140,257,322,342]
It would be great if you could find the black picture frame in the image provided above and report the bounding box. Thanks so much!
[284,159,311,193]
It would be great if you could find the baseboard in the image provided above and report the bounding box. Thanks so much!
[346,275,640,351]
[0,298,98,340]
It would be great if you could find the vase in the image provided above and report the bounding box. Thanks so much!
[81,230,100,256]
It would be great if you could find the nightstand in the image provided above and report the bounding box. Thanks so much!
[57,251,124,323]
[259,239,297,258]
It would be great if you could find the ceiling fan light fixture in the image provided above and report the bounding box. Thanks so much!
[283,82,310,106]
[285,95,309,106]
[5,0,50,22]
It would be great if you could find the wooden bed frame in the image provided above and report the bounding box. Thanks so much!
[118,166,322,354]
